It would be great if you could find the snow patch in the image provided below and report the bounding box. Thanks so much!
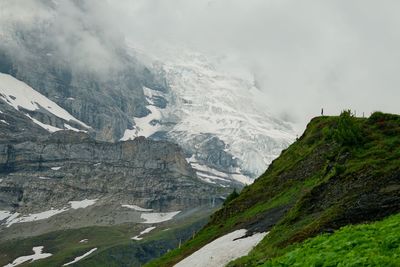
[132,226,156,240]
[0,210,12,221]
[121,204,153,212]
[26,114,62,132]
[69,199,97,209]
[121,86,165,140]
[51,167,62,171]
[6,209,68,227]
[64,123,87,132]
[140,211,180,224]
[79,239,88,243]
[62,248,97,266]
[0,73,89,131]
[174,230,268,267]
[121,105,162,140]
[189,160,252,185]
[4,246,52,267]
[0,119,9,125]
[3,199,98,227]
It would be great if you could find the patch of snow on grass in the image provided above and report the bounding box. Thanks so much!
[121,204,153,212]
[62,248,97,266]
[132,226,156,240]
[140,211,180,224]
[174,229,268,267]
[69,199,98,209]
[4,246,52,267]
[79,239,89,243]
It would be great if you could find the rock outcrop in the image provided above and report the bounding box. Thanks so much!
[0,125,228,240]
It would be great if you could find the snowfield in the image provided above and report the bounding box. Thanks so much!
[4,246,52,267]
[0,73,89,131]
[1,199,98,227]
[5,208,68,227]
[174,229,268,267]
[69,199,98,209]
[140,211,181,224]
[121,204,153,212]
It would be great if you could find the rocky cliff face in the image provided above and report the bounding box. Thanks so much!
[0,38,161,142]
[0,125,227,241]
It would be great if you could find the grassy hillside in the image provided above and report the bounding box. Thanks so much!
[262,213,400,266]
[147,111,400,267]
[0,210,211,267]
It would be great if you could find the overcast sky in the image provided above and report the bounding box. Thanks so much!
[112,0,400,126]
[2,0,400,129]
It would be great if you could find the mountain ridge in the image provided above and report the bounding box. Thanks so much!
[147,111,400,266]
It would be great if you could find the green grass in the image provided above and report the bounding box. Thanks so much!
[0,224,140,267]
[0,209,212,267]
[261,213,400,267]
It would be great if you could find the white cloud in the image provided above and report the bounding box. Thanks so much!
[2,0,400,129]
[112,0,400,128]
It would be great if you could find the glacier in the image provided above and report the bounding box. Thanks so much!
[122,50,295,184]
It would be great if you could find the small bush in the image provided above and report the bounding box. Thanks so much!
[223,189,240,206]
[333,110,363,146]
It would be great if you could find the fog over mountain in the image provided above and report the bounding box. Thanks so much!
[2,0,400,132]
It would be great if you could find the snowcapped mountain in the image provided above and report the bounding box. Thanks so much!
[121,51,295,184]
[0,0,294,186]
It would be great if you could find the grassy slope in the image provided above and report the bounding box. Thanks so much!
[147,112,400,267]
[0,210,211,267]
[262,213,400,267]
[0,224,133,267]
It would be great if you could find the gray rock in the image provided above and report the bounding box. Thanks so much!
[0,128,229,240]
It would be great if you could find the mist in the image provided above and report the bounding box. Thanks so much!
[112,0,400,129]
[1,0,400,130]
